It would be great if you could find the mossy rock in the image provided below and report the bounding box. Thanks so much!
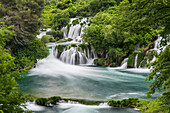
[137,52,144,68]
[127,53,136,68]
[67,24,71,35]
[55,45,67,53]
[78,44,87,51]
[71,44,77,47]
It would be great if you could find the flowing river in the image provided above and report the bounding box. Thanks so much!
[18,47,159,113]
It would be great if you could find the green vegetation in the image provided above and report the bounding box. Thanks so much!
[56,38,73,43]
[71,44,77,47]
[108,98,140,108]
[36,96,61,106]
[46,30,64,39]
[0,0,49,112]
[0,0,169,112]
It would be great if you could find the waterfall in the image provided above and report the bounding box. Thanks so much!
[134,54,138,68]
[54,46,97,65]
[61,18,89,42]
[120,58,128,69]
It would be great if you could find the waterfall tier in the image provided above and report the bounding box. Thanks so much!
[54,44,97,65]
[61,18,90,42]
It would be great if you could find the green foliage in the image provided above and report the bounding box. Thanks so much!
[108,98,140,108]
[94,58,108,66]
[0,0,45,45]
[36,98,48,106]
[140,59,147,68]
[127,53,136,68]
[46,30,63,39]
[137,52,144,68]
[72,19,79,25]
[41,35,50,43]
[52,11,70,30]
[146,45,170,97]
[36,96,61,106]
[78,44,87,51]
[55,45,67,53]
[146,50,157,62]
[56,38,73,43]
[14,40,49,69]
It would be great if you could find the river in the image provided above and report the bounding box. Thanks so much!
[18,47,159,113]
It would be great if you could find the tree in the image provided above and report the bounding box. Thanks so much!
[0,25,28,113]
[52,12,70,30]
[0,0,45,45]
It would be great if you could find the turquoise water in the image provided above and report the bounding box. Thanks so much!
[18,49,158,113]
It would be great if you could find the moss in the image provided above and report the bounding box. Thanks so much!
[137,52,144,68]
[67,24,71,35]
[127,53,136,68]
[78,16,83,20]
[79,26,82,36]
[55,45,67,53]
[71,44,77,47]
[78,44,87,51]
[108,98,140,108]
[80,23,84,26]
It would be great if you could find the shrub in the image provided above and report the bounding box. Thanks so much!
[46,30,63,39]
[41,35,52,43]
[36,98,48,106]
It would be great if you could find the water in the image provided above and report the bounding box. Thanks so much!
[18,47,160,113]
[26,102,139,113]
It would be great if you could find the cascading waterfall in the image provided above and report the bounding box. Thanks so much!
[120,58,128,69]
[61,18,89,42]
[55,18,97,65]
[54,46,97,65]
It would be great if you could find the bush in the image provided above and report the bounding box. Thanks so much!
[49,96,61,105]
[41,35,52,43]
[36,98,48,106]
[108,98,140,108]
[94,58,108,66]
[46,30,63,39]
